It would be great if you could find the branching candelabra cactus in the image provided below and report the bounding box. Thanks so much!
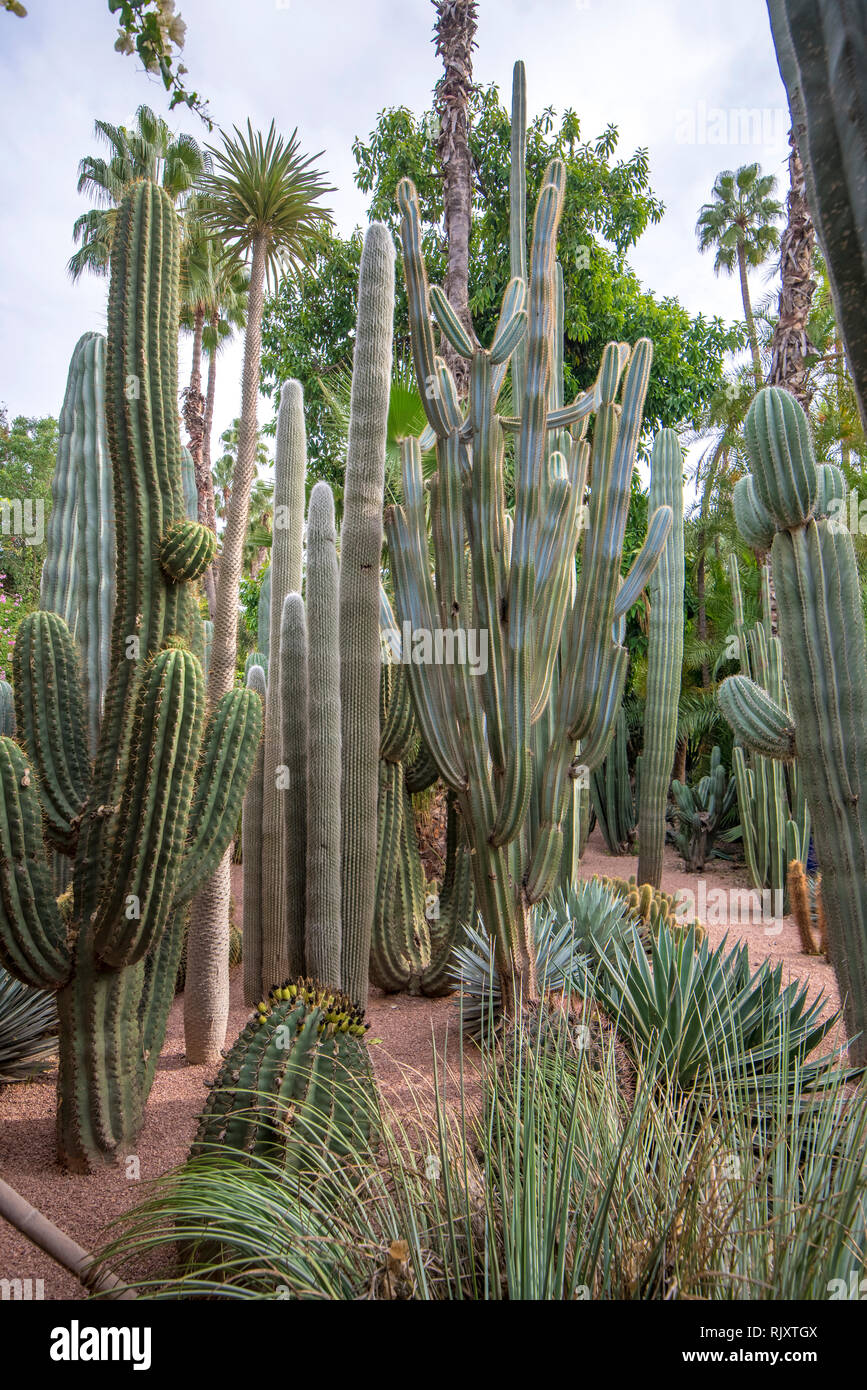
[385,162,672,1008]
[718,386,866,1062]
[0,183,261,1171]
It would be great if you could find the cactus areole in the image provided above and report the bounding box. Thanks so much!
[0,183,261,1171]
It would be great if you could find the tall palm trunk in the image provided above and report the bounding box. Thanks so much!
[737,237,762,388]
[767,130,816,409]
[183,306,208,506]
[200,313,221,615]
[433,0,478,397]
[184,234,267,1065]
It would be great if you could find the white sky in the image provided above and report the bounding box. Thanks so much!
[0,0,791,464]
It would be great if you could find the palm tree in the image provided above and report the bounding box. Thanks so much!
[767,130,817,409]
[696,163,782,388]
[68,105,206,280]
[433,0,479,396]
[183,120,332,1065]
[180,210,248,540]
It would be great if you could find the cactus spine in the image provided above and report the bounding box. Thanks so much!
[719,386,867,1064]
[637,429,684,888]
[0,184,262,1170]
[339,224,395,1007]
[386,155,672,1007]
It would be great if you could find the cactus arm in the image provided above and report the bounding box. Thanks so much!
[0,681,14,738]
[0,738,71,989]
[429,283,479,357]
[13,613,91,854]
[509,60,528,412]
[278,594,309,985]
[91,649,205,968]
[493,172,566,848]
[614,504,675,621]
[733,475,777,552]
[718,675,797,760]
[175,685,263,907]
[397,180,456,439]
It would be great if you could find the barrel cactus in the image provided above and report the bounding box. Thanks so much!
[192,979,374,1177]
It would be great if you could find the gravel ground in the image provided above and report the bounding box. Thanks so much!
[0,840,848,1299]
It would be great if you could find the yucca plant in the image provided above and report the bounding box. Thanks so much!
[92,1013,867,1300]
[0,965,57,1083]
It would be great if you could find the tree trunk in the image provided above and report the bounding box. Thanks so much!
[201,312,220,615]
[767,129,817,409]
[184,235,267,1065]
[737,237,762,388]
[433,0,479,398]
[183,307,208,510]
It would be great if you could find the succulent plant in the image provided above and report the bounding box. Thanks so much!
[670,746,740,872]
[719,386,867,1063]
[0,965,57,1084]
[0,183,262,1170]
[192,978,374,1178]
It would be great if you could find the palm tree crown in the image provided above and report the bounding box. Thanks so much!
[195,119,334,285]
[696,163,782,386]
[68,105,208,280]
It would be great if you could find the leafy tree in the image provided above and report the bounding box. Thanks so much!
[262,84,743,475]
[0,411,58,679]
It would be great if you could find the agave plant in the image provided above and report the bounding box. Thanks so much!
[587,921,844,1091]
[450,877,639,1033]
[0,965,58,1084]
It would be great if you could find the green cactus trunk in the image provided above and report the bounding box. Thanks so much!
[0,184,261,1171]
[719,386,866,1064]
[637,430,684,888]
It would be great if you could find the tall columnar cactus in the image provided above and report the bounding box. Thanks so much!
[727,554,809,909]
[260,383,306,991]
[304,483,342,990]
[241,664,267,1008]
[590,708,636,856]
[637,429,684,888]
[338,224,395,1008]
[0,183,262,1170]
[255,564,271,680]
[718,385,866,1063]
[385,162,672,1008]
[39,331,115,755]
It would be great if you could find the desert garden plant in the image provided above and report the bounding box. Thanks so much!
[0,182,261,1171]
[0,964,57,1084]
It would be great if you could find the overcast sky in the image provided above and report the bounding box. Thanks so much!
[0,0,791,461]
